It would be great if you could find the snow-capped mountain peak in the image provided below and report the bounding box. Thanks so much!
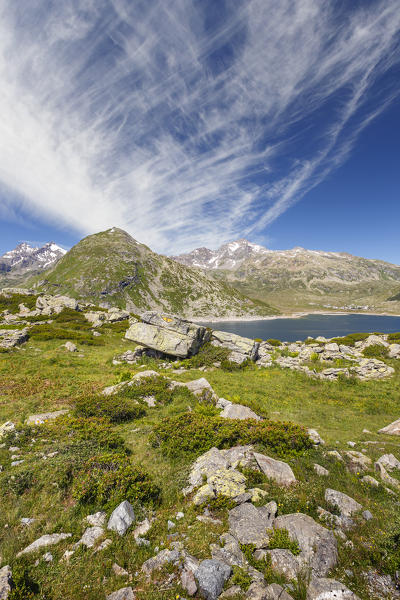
[0,241,66,277]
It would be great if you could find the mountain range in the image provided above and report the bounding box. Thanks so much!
[0,242,66,286]
[173,239,400,313]
[25,228,275,318]
[1,231,400,317]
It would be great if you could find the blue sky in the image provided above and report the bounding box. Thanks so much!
[0,0,399,262]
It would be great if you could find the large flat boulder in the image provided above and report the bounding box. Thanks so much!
[125,313,210,358]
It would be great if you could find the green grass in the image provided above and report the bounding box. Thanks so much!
[1,328,400,599]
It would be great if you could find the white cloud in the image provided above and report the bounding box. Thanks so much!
[0,0,399,252]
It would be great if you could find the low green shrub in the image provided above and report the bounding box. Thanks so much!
[362,344,389,359]
[7,469,34,496]
[151,413,312,459]
[102,320,130,333]
[230,566,252,591]
[330,333,369,346]
[310,352,319,362]
[238,466,265,487]
[0,293,37,313]
[388,332,400,342]
[8,562,38,600]
[185,343,230,368]
[267,339,281,347]
[29,324,104,345]
[268,527,300,555]
[72,453,161,508]
[220,358,251,371]
[74,395,146,423]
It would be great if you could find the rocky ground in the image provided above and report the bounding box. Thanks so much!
[1,290,400,599]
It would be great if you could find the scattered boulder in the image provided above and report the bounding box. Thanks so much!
[361,475,380,487]
[273,513,338,576]
[211,330,259,361]
[325,489,362,517]
[181,568,198,596]
[17,533,72,556]
[141,548,180,577]
[253,452,296,486]
[0,328,29,349]
[106,588,135,600]
[0,565,12,599]
[307,577,360,599]
[0,422,15,437]
[344,451,372,474]
[26,409,69,425]
[64,341,77,352]
[220,403,260,421]
[36,294,79,315]
[228,502,275,547]
[86,511,107,527]
[74,526,104,549]
[376,453,400,471]
[210,532,247,568]
[107,501,135,536]
[308,429,325,445]
[314,464,329,476]
[195,559,232,600]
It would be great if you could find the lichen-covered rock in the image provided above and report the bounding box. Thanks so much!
[195,559,232,600]
[208,468,247,497]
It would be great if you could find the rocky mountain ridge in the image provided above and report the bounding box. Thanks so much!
[0,242,66,285]
[173,239,400,313]
[26,228,276,319]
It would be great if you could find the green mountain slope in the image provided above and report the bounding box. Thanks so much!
[28,228,278,318]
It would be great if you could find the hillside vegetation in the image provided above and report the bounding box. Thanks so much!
[1,293,400,599]
[28,229,277,319]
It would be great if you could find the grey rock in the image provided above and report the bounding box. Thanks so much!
[265,584,294,599]
[17,533,72,556]
[325,489,362,517]
[181,377,219,401]
[21,518,35,526]
[184,447,229,493]
[0,422,15,437]
[361,475,380,487]
[112,563,129,577]
[26,409,69,425]
[344,451,371,474]
[74,526,104,548]
[274,513,338,576]
[362,510,373,521]
[210,532,247,568]
[314,464,329,476]
[0,565,12,600]
[211,330,259,360]
[220,586,243,598]
[42,552,53,562]
[181,568,197,596]
[65,341,77,352]
[228,502,273,547]
[253,452,296,486]
[306,577,360,599]
[220,403,260,421]
[141,548,180,576]
[308,429,325,445]
[106,587,135,600]
[36,294,78,314]
[255,548,299,580]
[376,453,400,471]
[107,501,135,536]
[95,539,112,552]
[167,520,175,530]
[86,511,107,527]
[133,518,152,539]
[326,451,343,461]
[195,559,232,600]
[0,328,29,349]
[125,313,209,358]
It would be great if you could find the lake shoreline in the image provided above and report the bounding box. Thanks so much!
[192,310,400,323]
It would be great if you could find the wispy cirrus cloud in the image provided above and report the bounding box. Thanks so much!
[0,0,399,252]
